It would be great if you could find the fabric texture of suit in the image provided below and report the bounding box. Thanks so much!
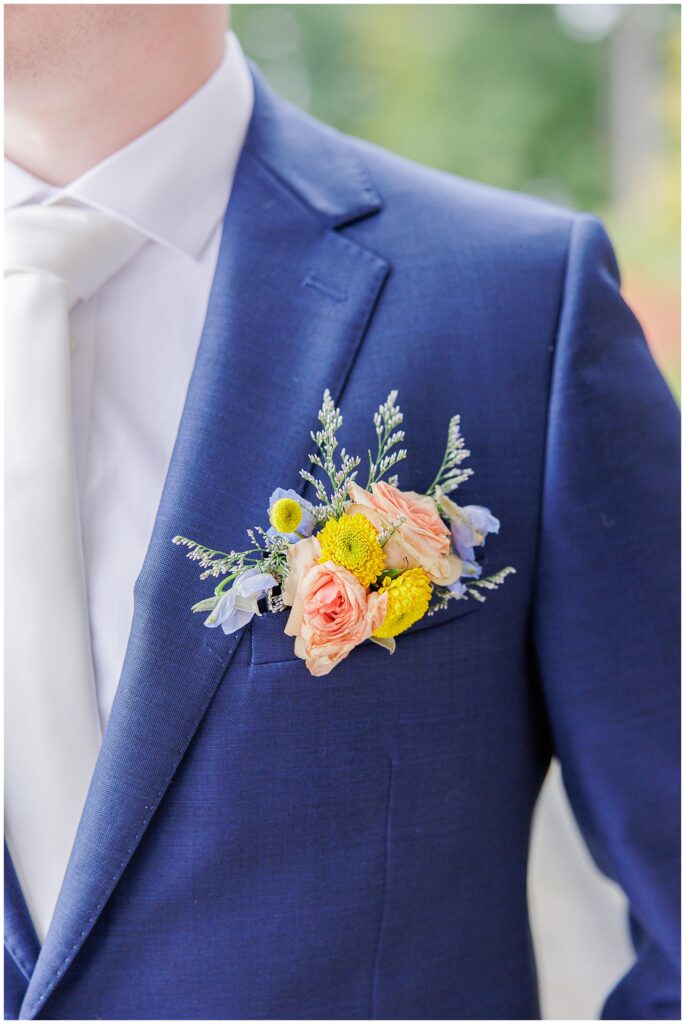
[5,65,680,1020]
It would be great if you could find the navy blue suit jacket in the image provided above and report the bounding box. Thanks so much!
[5,68,680,1020]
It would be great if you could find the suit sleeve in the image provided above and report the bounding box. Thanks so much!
[532,213,680,1019]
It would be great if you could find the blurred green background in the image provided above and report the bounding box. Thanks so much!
[232,3,680,397]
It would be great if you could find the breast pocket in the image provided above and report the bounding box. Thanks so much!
[249,592,480,671]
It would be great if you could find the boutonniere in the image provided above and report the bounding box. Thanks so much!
[174,391,514,677]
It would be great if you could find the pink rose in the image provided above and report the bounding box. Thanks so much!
[347,480,462,586]
[284,560,387,677]
[282,535,322,608]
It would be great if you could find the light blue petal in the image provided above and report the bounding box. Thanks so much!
[463,505,500,540]
[460,559,482,579]
[447,580,467,597]
[205,569,278,636]
[268,487,314,513]
[236,566,260,581]
[236,571,278,600]
[205,590,256,635]
[204,590,236,629]
[268,487,295,509]
[296,507,317,537]
[267,525,299,544]
[219,606,257,635]
[450,517,476,562]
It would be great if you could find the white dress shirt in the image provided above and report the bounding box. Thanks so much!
[4,33,254,728]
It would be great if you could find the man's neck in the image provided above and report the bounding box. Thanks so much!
[5,22,227,186]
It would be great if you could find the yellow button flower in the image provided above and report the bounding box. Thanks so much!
[270,497,303,535]
[373,567,432,638]
[318,513,386,588]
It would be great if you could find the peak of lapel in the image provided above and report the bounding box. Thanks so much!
[245,64,384,228]
[20,73,390,1019]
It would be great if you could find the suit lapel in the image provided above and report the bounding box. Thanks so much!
[20,72,389,1019]
[5,845,41,986]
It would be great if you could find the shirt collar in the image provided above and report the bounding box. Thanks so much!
[4,32,254,260]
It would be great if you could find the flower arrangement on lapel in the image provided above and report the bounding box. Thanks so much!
[173,391,514,677]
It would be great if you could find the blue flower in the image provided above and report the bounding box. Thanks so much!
[267,487,316,543]
[436,487,499,563]
[459,558,483,580]
[204,568,278,635]
[450,505,499,561]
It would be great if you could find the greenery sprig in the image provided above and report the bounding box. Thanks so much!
[172,527,290,597]
[428,565,517,615]
[465,565,517,601]
[367,390,407,487]
[426,414,473,496]
[299,390,360,520]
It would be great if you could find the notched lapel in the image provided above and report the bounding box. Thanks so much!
[20,76,389,1019]
[5,845,40,987]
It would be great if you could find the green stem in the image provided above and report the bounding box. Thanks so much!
[367,429,389,487]
[377,568,403,584]
[426,452,450,497]
[214,572,241,597]
[212,550,265,597]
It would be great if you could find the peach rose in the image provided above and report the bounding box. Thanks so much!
[347,480,462,586]
[284,560,387,677]
[282,535,322,608]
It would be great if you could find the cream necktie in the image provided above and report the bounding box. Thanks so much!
[4,201,146,942]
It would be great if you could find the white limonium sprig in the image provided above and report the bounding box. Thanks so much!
[377,513,407,547]
[299,389,361,519]
[427,566,517,615]
[425,588,458,616]
[367,390,407,487]
[426,414,473,497]
[172,528,290,594]
[465,566,517,602]
[171,538,245,579]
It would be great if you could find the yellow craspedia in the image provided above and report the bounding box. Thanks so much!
[373,567,432,638]
[318,513,386,588]
[269,497,303,535]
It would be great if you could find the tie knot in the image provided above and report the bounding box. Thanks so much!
[4,201,146,307]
